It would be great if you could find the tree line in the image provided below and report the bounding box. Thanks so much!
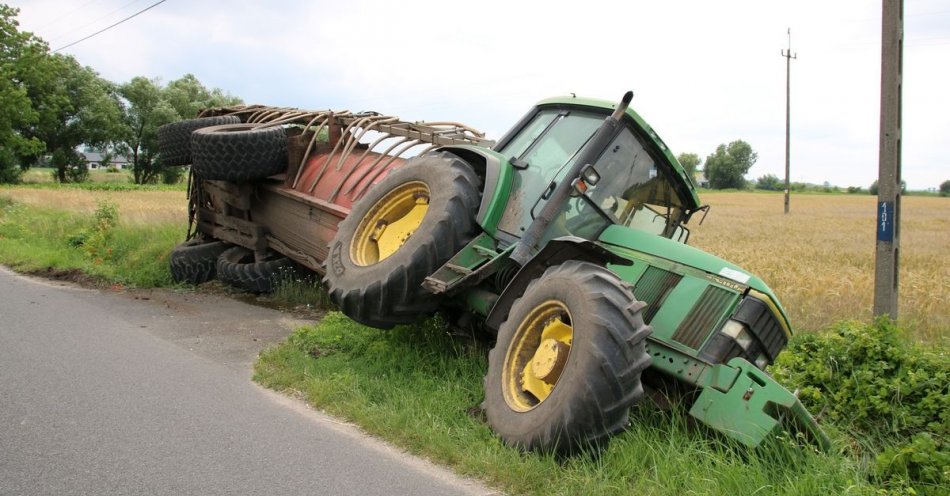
[0,5,241,184]
[678,140,949,195]
[675,139,758,190]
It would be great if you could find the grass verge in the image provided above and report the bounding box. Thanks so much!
[255,313,888,496]
[0,195,183,287]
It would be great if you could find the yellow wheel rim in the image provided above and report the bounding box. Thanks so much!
[350,181,429,266]
[502,300,574,412]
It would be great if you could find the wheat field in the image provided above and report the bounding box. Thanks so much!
[0,188,187,226]
[689,192,948,342]
[2,187,946,341]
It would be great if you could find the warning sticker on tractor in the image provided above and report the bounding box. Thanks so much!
[718,267,751,284]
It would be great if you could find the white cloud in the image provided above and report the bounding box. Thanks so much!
[9,0,950,188]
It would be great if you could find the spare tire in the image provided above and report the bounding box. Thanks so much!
[158,116,241,166]
[191,124,287,181]
[169,238,229,284]
[216,246,296,293]
[325,152,481,329]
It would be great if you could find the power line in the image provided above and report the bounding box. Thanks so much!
[35,0,104,32]
[47,0,146,44]
[52,0,168,53]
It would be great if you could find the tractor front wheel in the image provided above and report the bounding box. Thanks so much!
[484,260,652,454]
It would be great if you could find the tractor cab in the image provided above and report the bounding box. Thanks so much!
[493,97,701,244]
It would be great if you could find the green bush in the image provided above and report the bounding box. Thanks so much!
[772,319,949,493]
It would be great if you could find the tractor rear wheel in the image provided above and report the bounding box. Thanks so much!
[325,152,480,329]
[216,246,296,293]
[483,260,652,455]
[169,237,229,284]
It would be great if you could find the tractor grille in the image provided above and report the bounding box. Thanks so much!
[672,286,735,349]
[732,296,788,361]
[633,267,682,324]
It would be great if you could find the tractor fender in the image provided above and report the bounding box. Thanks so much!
[485,236,632,332]
[437,145,511,236]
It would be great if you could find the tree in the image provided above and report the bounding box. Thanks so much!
[0,5,44,182]
[940,180,950,197]
[27,55,124,182]
[116,77,178,184]
[676,152,701,177]
[164,74,242,119]
[704,140,758,189]
[756,173,782,191]
[0,6,123,183]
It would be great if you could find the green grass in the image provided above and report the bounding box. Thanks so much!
[0,196,183,287]
[254,313,884,496]
[1,188,940,494]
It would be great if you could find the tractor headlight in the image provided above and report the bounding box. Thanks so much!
[720,319,753,351]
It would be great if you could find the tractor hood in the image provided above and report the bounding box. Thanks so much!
[597,225,792,331]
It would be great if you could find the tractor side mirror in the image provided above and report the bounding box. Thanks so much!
[571,164,600,197]
[580,164,600,185]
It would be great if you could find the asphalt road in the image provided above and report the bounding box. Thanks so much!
[0,267,497,496]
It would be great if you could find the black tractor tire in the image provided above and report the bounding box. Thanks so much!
[324,152,481,329]
[157,116,241,166]
[216,246,296,294]
[191,123,288,181]
[169,238,229,284]
[483,260,652,455]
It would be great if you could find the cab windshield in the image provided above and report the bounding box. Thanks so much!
[546,125,692,242]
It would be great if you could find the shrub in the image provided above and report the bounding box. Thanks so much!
[67,200,119,261]
[161,166,186,184]
[772,319,949,493]
[755,174,783,191]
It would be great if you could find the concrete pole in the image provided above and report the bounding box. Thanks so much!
[782,30,796,214]
[874,0,903,319]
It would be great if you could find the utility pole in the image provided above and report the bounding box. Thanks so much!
[781,29,796,214]
[874,0,903,319]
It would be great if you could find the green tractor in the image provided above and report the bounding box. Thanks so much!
[163,91,828,454]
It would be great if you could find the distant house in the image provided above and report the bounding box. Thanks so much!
[82,152,131,170]
[694,170,709,188]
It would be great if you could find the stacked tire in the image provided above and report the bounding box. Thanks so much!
[159,116,292,291]
[169,238,229,284]
[157,116,241,166]
[215,246,296,294]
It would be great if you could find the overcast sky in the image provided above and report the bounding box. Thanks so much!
[8,0,949,189]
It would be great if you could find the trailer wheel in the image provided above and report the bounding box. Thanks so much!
[216,246,296,293]
[191,124,288,181]
[157,116,241,166]
[325,152,480,329]
[169,238,229,284]
[483,260,652,455]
